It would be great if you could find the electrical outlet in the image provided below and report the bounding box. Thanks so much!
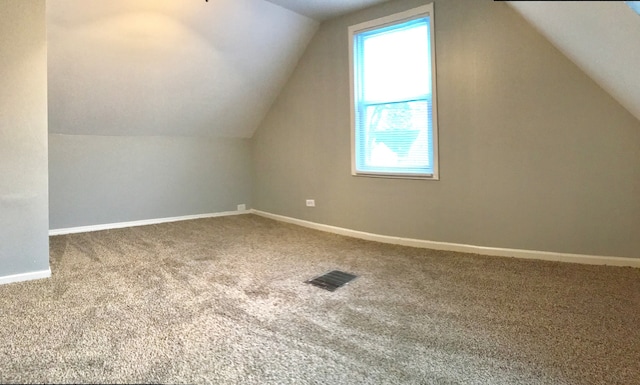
[237,204,246,211]
[306,199,315,207]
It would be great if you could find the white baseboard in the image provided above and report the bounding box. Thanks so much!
[49,210,250,236]
[251,209,640,268]
[0,269,51,286]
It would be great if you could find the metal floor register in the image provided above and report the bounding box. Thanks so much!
[305,270,357,292]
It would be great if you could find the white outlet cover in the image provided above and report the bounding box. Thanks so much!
[306,199,315,207]
[237,204,246,211]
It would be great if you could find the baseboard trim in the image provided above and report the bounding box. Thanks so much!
[251,210,640,268]
[49,210,250,236]
[0,269,51,286]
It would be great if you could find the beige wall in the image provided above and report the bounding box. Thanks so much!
[49,135,252,229]
[0,0,50,277]
[252,0,640,258]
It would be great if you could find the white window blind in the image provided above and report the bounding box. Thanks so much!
[349,4,438,179]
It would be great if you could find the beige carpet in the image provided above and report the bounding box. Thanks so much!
[0,214,639,384]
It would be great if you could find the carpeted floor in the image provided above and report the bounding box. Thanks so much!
[0,214,639,384]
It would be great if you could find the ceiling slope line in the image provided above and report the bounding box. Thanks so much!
[508,1,640,124]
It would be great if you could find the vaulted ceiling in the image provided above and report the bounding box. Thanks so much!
[47,0,639,139]
[508,1,640,123]
[47,1,271,138]
[264,0,390,21]
[47,0,392,138]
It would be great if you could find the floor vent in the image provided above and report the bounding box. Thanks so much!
[306,270,357,292]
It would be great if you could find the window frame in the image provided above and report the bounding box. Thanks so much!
[349,4,439,180]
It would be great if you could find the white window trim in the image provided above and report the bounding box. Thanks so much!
[348,3,439,180]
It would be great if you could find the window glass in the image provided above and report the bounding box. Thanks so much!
[350,5,438,179]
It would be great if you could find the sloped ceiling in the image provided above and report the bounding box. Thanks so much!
[508,1,640,122]
[47,0,320,138]
[264,0,390,21]
[47,0,393,138]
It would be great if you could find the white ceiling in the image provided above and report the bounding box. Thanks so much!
[48,0,639,139]
[508,1,640,123]
[265,0,390,21]
[47,0,391,138]
[47,0,319,138]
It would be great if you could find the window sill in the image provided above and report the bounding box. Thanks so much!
[352,171,439,181]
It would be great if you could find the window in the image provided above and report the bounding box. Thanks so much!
[349,4,438,179]
[627,1,640,16]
